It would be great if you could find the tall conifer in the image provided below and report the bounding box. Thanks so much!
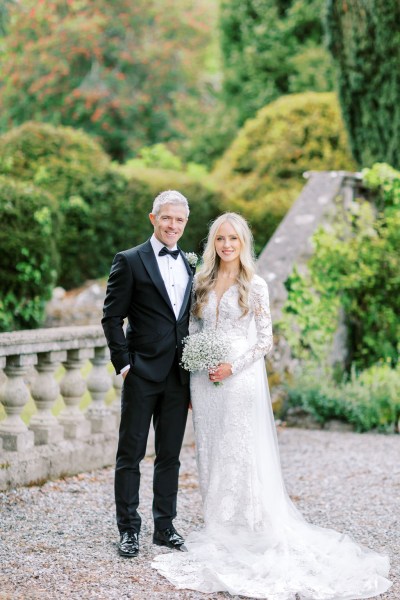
[327,0,400,168]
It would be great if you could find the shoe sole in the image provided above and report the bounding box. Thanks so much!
[118,548,139,558]
[153,537,187,552]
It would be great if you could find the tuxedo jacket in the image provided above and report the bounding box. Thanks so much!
[102,239,194,384]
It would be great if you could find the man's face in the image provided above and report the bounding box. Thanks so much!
[149,203,188,248]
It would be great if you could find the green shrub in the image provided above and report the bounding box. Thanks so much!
[277,268,341,364]
[114,166,222,255]
[310,204,400,369]
[0,122,127,288]
[0,175,59,331]
[287,362,400,432]
[125,144,184,172]
[213,92,355,253]
[362,162,400,212]
[280,163,400,370]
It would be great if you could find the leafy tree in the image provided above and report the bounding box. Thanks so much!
[0,0,213,161]
[219,0,335,125]
[0,0,15,36]
[326,0,400,168]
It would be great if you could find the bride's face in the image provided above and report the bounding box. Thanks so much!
[214,221,241,265]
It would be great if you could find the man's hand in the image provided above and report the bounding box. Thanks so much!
[122,368,130,380]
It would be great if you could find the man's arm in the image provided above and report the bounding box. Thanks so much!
[102,252,133,375]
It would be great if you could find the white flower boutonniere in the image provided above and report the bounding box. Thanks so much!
[185,252,198,269]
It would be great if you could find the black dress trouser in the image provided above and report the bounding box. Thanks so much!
[115,358,190,534]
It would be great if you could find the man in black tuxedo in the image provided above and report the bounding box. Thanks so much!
[102,190,194,558]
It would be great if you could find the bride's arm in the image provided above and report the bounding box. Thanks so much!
[230,277,273,375]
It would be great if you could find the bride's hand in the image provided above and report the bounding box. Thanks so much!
[209,363,232,383]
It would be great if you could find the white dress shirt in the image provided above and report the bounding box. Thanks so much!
[120,235,189,375]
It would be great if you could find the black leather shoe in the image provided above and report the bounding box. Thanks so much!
[118,531,139,557]
[153,526,187,552]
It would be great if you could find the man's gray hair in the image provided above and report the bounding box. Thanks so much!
[152,190,190,217]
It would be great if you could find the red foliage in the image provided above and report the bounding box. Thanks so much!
[0,0,214,160]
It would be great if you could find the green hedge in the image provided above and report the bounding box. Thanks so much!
[0,175,59,331]
[214,92,355,253]
[0,122,127,288]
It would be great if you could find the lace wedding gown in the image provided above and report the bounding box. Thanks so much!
[152,275,391,599]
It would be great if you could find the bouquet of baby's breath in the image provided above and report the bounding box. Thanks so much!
[180,330,230,386]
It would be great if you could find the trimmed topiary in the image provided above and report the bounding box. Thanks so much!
[0,175,59,331]
[213,92,355,253]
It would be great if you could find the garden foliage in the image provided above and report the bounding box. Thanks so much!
[220,0,336,126]
[214,92,354,253]
[281,162,400,430]
[0,175,59,330]
[0,122,127,289]
[0,0,214,161]
[287,362,400,432]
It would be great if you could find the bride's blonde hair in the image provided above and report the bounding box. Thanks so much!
[192,212,256,318]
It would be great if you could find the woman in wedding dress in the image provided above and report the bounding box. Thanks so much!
[152,213,391,600]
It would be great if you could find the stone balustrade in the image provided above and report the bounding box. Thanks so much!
[0,326,193,491]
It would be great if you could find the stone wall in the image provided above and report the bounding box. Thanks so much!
[0,326,194,491]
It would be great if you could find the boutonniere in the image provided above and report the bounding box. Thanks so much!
[185,252,198,269]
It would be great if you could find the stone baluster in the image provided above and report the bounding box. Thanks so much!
[86,346,113,433]
[112,371,123,426]
[29,351,66,445]
[0,354,37,451]
[58,348,92,439]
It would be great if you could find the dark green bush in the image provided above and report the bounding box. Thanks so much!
[0,175,59,331]
[0,122,127,288]
[213,92,355,253]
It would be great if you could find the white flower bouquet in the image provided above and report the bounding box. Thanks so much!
[180,330,230,386]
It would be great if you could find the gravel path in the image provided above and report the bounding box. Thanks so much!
[0,428,398,600]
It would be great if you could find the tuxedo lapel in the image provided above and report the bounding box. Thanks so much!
[138,240,175,315]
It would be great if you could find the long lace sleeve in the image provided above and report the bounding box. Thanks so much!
[231,277,273,375]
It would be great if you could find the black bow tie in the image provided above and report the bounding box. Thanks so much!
[159,246,180,260]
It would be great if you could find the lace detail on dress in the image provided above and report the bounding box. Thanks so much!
[230,275,273,374]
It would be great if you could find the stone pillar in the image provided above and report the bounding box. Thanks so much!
[29,351,65,445]
[58,348,92,439]
[112,371,123,427]
[0,354,36,451]
[86,346,113,433]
